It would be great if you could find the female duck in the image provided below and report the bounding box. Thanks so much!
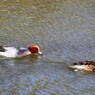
[0,45,42,58]
[69,60,95,71]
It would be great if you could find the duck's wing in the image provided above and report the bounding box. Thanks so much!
[0,45,19,52]
[72,60,95,66]
[17,48,29,54]
[84,60,95,65]
[0,46,6,52]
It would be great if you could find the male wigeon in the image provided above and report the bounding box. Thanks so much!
[0,45,42,58]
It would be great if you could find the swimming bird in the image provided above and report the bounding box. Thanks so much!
[69,60,95,71]
[0,45,42,58]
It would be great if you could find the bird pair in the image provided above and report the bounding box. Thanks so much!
[0,45,95,71]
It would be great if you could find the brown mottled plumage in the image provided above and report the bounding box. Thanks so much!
[69,60,95,71]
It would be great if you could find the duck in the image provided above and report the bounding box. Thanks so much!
[69,60,95,71]
[0,45,42,58]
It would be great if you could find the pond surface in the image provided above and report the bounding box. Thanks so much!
[0,0,95,95]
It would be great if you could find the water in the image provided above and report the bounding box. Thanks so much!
[0,0,95,95]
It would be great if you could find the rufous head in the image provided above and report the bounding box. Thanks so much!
[28,45,42,55]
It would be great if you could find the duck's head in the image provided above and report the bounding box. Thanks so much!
[28,45,42,55]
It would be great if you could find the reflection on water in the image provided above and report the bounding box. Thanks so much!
[0,0,95,94]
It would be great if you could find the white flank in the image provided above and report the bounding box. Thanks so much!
[0,46,18,57]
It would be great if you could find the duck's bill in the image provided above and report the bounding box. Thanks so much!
[32,51,43,56]
[68,65,76,69]
[38,51,43,55]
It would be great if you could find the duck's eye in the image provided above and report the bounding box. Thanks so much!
[35,48,38,51]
